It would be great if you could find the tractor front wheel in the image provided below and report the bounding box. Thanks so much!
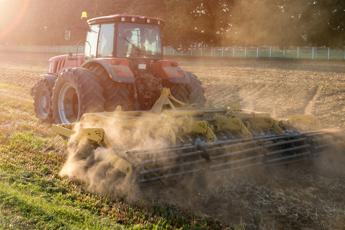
[31,75,56,123]
[51,68,105,124]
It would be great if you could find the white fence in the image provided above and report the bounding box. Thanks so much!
[1,45,345,61]
[164,46,345,60]
[0,45,84,54]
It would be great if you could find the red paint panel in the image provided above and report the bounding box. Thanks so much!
[111,65,134,78]
[152,60,184,78]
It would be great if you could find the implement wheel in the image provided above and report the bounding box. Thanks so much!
[171,73,206,106]
[51,68,105,124]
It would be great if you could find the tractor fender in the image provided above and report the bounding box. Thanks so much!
[151,60,190,84]
[40,73,57,87]
[83,58,135,83]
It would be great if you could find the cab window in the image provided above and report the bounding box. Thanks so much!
[97,23,115,57]
[85,24,100,58]
[117,23,162,58]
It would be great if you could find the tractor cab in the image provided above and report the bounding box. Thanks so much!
[85,15,163,60]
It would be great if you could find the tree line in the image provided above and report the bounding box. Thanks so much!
[1,0,345,48]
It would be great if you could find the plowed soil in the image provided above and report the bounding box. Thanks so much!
[181,58,345,129]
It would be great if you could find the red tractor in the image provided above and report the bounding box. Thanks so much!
[31,15,205,124]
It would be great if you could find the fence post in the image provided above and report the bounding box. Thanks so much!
[297,47,300,59]
[244,47,247,57]
[269,47,272,57]
[315,47,317,59]
[232,47,235,57]
[256,47,259,58]
[328,48,330,60]
[221,47,224,57]
[311,47,315,59]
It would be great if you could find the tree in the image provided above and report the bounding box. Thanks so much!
[1,0,345,48]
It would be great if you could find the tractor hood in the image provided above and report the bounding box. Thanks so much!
[48,54,84,74]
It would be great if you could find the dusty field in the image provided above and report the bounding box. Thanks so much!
[181,58,345,129]
[0,53,344,229]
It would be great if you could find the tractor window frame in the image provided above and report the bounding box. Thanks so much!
[85,24,100,58]
[97,23,116,58]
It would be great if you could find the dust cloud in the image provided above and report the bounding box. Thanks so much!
[59,112,196,200]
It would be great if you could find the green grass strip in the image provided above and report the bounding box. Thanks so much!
[0,180,125,230]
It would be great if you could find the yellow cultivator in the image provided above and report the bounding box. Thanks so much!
[53,88,344,185]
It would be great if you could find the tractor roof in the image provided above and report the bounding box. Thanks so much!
[88,14,164,26]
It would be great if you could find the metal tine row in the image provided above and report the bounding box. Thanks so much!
[139,149,311,184]
[138,136,308,168]
[210,141,333,172]
[138,142,331,184]
[139,137,311,181]
[138,130,328,155]
[126,132,310,156]
[127,133,313,165]
[139,142,309,178]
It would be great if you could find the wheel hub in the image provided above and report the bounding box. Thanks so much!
[58,83,80,123]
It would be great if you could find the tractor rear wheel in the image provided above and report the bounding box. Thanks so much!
[171,73,206,106]
[51,68,105,124]
[31,75,56,123]
[85,64,135,111]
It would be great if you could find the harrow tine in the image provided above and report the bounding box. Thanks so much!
[138,143,330,184]
[128,134,308,164]
[138,149,313,184]
[138,136,308,168]
[138,143,311,179]
[136,132,340,184]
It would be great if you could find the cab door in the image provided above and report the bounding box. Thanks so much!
[85,24,100,59]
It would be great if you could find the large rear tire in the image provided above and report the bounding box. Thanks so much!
[85,64,135,111]
[170,73,206,106]
[51,68,105,124]
[31,75,56,123]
